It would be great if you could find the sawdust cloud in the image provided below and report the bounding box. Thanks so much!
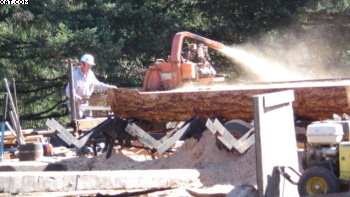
[219,28,349,82]
[219,46,308,82]
[174,28,349,91]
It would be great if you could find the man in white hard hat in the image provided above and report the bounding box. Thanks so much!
[65,54,117,119]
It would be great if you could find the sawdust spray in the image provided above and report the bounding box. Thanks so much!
[176,28,349,91]
[218,28,349,82]
[219,46,307,82]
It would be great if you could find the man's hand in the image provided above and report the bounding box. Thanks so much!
[76,96,89,104]
[76,99,87,104]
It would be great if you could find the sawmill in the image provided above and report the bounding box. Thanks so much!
[1,31,350,197]
[55,32,350,160]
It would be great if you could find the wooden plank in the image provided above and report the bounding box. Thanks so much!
[4,138,17,145]
[24,129,60,136]
[9,111,24,145]
[1,128,60,137]
[125,123,160,149]
[157,123,190,154]
[80,106,111,111]
[76,118,107,131]
[207,119,255,153]
[206,119,233,149]
[3,135,45,144]
[23,135,44,143]
[8,112,18,137]
[107,78,350,123]
[213,120,235,150]
[46,118,79,147]
[2,152,12,160]
[74,130,94,149]
[205,119,217,134]
[5,122,16,137]
[231,129,255,154]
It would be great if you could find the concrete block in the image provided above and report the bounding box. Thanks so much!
[0,169,201,193]
[0,161,65,171]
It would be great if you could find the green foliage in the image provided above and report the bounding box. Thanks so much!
[0,0,349,128]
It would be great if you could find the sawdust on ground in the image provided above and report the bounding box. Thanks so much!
[59,130,257,195]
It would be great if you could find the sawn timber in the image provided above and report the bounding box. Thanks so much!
[107,78,350,123]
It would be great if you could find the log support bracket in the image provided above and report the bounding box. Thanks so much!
[206,119,255,154]
[75,116,255,157]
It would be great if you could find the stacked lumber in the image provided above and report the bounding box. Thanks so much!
[107,78,350,123]
[1,128,66,148]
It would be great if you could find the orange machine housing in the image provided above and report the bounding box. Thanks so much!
[143,31,225,91]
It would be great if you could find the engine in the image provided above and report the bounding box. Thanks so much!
[302,121,347,173]
[142,31,225,91]
[182,43,216,78]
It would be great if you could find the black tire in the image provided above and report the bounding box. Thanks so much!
[298,166,340,196]
[224,119,252,133]
[226,184,258,197]
[216,119,253,156]
[19,142,44,161]
[301,150,308,171]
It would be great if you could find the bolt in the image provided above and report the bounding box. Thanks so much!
[314,184,321,190]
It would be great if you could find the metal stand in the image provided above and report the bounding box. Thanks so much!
[3,78,24,145]
[66,59,78,130]
[0,93,8,161]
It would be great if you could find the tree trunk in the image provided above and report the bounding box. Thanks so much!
[107,79,350,123]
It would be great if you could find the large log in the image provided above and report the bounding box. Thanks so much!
[107,78,350,123]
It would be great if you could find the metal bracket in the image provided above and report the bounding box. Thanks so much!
[206,118,255,154]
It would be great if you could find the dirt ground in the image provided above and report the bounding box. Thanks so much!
[52,128,350,197]
[4,129,350,196]
[54,129,257,196]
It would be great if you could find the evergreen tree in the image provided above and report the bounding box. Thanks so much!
[0,0,349,128]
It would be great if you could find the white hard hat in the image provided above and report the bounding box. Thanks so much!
[80,54,95,65]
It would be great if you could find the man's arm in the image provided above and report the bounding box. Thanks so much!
[65,83,83,100]
[92,72,117,90]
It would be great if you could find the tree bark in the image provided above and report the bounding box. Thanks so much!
[107,79,350,123]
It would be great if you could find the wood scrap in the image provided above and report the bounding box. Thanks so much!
[3,135,45,147]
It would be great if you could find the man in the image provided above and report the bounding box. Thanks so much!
[65,54,117,119]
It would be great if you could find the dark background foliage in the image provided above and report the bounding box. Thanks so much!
[0,0,349,128]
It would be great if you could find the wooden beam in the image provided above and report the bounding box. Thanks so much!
[46,118,79,147]
[125,123,161,149]
[206,119,255,154]
[156,123,190,154]
[76,117,107,131]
